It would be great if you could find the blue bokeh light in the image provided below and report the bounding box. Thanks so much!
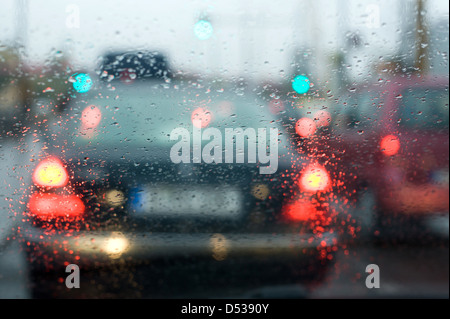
[72,73,93,93]
[292,75,310,94]
[194,20,213,40]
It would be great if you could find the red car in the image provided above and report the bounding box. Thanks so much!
[331,76,449,239]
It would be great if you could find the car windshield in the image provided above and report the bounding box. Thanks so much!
[0,0,448,302]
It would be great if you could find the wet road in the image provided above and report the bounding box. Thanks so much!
[0,238,448,298]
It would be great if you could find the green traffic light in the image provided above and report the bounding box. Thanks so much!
[292,75,310,94]
[194,20,213,40]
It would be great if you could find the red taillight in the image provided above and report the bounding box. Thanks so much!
[32,157,69,188]
[28,193,85,218]
[295,117,316,138]
[283,198,318,221]
[380,134,400,156]
[299,164,331,193]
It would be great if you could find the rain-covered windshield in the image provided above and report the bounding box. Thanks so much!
[0,0,448,302]
[399,87,449,129]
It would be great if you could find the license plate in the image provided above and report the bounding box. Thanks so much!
[130,185,244,218]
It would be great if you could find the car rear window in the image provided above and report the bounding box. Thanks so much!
[338,90,384,129]
[52,83,282,148]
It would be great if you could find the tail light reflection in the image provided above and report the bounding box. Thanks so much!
[28,193,85,218]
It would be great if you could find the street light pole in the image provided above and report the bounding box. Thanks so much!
[415,0,429,75]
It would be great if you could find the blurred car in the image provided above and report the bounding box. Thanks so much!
[20,76,340,298]
[330,76,449,239]
[99,50,172,82]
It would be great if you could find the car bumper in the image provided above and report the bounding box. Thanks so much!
[22,227,337,265]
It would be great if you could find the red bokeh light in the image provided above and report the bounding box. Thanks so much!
[81,105,102,129]
[191,107,213,128]
[380,134,400,156]
[28,193,85,218]
[295,117,316,138]
[283,198,318,221]
[32,157,69,188]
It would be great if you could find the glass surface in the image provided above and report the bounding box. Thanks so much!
[0,0,448,299]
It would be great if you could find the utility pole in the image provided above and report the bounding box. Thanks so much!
[15,0,28,52]
[415,0,429,75]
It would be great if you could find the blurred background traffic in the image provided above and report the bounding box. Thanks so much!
[0,0,448,298]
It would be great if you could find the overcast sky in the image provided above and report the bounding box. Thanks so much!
[1,0,448,81]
